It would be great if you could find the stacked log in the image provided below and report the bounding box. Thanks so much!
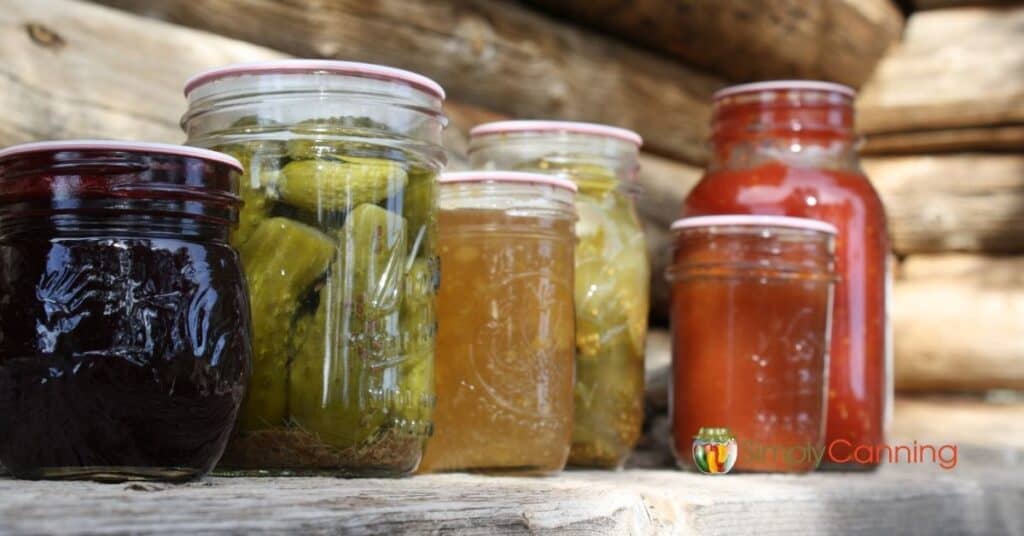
[92,0,724,165]
[523,0,904,88]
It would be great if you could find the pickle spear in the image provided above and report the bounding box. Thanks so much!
[286,116,393,161]
[403,169,436,260]
[397,258,436,421]
[337,204,408,318]
[237,217,336,430]
[278,158,408,213]
[289,205,409,449]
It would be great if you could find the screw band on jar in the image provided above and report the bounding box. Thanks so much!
[184,59,445,100]
[667,215,838,284]
[0,139,243,171]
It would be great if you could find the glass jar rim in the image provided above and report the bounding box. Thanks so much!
[0,140,243,172]
[183,60,446,100]
[712,80,855,101]
[441,171,578,193]
[470,120,643,147]
[670,215,838,235]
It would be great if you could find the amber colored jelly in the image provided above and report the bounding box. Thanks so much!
[419,174,576,475]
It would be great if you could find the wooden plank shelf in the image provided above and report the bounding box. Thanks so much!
[1,458,1021,534]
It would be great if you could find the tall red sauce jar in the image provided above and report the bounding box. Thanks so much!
[681,81,890,470]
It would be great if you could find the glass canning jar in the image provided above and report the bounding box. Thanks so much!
[0,140,249,482]
[681,81,890,470]
[419,171,577,475]
[182,60,447,476]
[468,121,648,469]
[667,215,837,473]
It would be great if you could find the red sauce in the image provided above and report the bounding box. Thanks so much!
[669,221,835,473]
[682,85,889,469]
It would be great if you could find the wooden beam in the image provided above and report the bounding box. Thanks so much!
[858,6,1024,134]
[891,395,1024,451]
[910,0,1023,9]
[863,154,1024,254]
[92,0,725,165]
[893,254,1024,391]
[862,124,1024,155]
[524,0,904,89]
[0,0,285,146]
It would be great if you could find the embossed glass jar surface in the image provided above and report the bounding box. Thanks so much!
[183,61,447,475]
[469,121,648,469]
[418,172,577,475]
[0,141,249,482]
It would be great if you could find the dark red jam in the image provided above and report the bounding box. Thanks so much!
[0,141,250,482]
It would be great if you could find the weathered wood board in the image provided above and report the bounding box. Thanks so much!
[863,154,1024,254]
[525,0,904,89]
[893,254,1024,391]
[1,462,1022,534]
[858,6,1024,135]
[92,0,725,165]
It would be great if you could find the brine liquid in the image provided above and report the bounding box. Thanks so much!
[419,208,575,475]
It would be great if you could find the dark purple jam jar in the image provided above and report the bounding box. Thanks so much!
[0,141,251,482]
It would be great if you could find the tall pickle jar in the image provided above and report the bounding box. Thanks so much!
[181,60,447,476]
[468,121,648,468]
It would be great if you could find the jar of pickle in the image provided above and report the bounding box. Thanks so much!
[682,81,890,470]
[667,215,837,473]
[0,140,249,482]
[182,60,447,476]
[419,171,577,475]
[469,121,648,468]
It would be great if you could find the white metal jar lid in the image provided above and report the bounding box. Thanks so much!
[670,214,838,235]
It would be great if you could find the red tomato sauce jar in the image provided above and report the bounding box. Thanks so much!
[668,215,836,473]
[681,81,890,470]
[0,141,249,482]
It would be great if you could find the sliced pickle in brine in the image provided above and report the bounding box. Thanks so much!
[278,158,408,213]
[337,204,408,317]
[236,217,336,430]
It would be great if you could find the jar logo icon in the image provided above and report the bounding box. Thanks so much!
[692,427,738,474]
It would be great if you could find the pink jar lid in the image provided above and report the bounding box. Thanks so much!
[470,120,643,147]
[441,171,578,193]
[0,140,243,171]
[713,80,856,101]
[184,60,445,100]
[670,215,838,235]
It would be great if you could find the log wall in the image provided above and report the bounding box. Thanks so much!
[92,0,724,165]
[524,0,904,88]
